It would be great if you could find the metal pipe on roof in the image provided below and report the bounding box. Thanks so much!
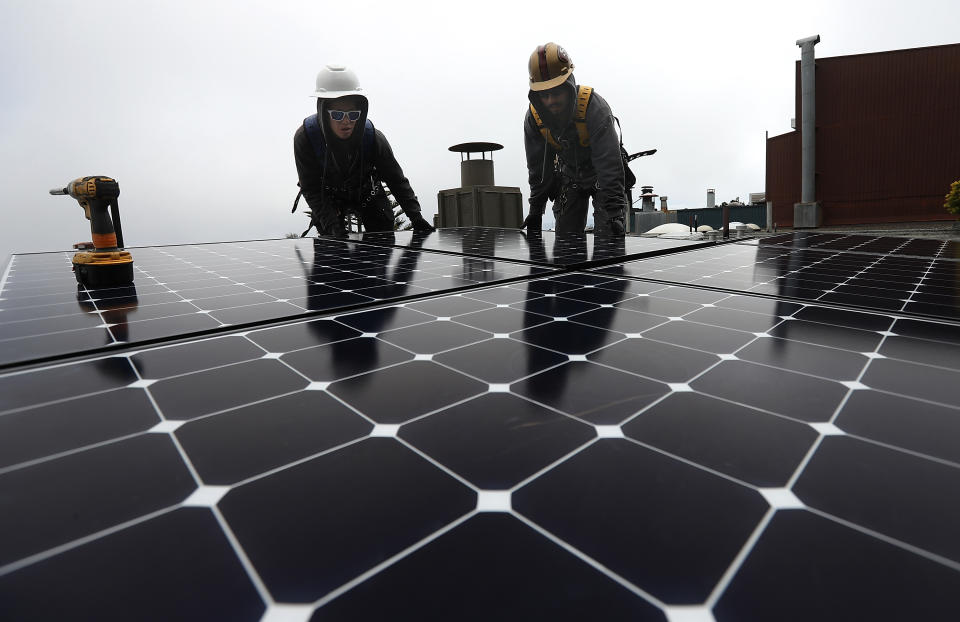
[797,34,820,204]
[639,186,657,212]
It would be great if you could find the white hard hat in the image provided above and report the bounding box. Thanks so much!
[310,64,364,99]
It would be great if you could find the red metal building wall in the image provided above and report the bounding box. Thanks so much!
[766,132,800,228]
[766,43,960,226]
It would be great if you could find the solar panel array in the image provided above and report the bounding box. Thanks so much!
[754,231,960,257]
[1,228,958,621]
[0,236,551,367]
[596,235,959,321]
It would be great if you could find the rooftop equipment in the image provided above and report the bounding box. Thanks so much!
[437,142,523,228]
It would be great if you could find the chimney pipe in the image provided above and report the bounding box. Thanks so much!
[640,186,656,212]
[797,34,820,204]
[449,142,502,188]
[707,189,716,209]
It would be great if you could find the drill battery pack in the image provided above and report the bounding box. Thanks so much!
[72,251,135,288]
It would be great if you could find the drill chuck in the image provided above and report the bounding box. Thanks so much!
[51,177,120,201]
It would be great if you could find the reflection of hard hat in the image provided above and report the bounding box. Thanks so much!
[310,64,364,99]
[528,42,575,91]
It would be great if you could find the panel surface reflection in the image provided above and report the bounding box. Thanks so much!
[342,227,710,266]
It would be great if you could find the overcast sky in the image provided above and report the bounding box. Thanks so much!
[1,0,956,262]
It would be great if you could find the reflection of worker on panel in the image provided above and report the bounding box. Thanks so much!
[293,65,434,237]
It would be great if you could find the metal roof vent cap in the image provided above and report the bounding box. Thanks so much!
[449,142,503,188]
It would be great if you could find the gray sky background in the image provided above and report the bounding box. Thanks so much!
[1,0,956,262]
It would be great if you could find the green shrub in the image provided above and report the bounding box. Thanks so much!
[946,180,960,216]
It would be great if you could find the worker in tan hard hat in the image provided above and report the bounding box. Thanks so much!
[523,43,628,235]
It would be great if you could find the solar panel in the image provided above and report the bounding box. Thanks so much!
[0,237,552,368]
[752,231,960,257]
[2,235,959,620]
[595,241,960,321]
[341,227,711,266]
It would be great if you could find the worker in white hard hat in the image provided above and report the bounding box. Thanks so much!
[293,64,434,237]
[523,43,629,236]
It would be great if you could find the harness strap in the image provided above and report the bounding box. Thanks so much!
[529,104,562,149]
[295,115,378,233]
[302,115,376,162]
[292,188,302,213]
[530,85,593,149]
[574,85,592,147]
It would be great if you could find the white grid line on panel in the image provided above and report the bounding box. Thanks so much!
[0,254,18,295]
[210,505,277,608]
[0,506,177,578]
[512,512,669,611]
[805,506,960,573]
[310,511,477,611]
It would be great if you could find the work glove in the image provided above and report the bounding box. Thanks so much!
[609,218,625,236]
[323,222,347,238]
[409,214,435,232]
[521,212,542,232]
[312,209,346,238]
[321,217,347,238]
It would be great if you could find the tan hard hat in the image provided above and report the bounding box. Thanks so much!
[528,42,575,91]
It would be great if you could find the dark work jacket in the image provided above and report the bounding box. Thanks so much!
[524,74,627,217]
[294,107,422,231]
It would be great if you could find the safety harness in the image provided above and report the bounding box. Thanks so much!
[530,86,640,219]
[529,85,593,149]
[302,114,376,162]
[292,114,380,236]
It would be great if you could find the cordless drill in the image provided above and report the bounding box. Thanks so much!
[50,176,135,287]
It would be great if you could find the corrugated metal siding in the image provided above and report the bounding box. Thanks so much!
[766,43,960,226]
